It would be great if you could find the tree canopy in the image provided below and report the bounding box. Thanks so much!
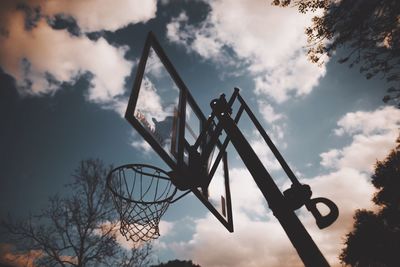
[272,0,400,106]
[340,138,400,266]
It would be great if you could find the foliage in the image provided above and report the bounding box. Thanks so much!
[1,159,153,267]
[272,0,400,107]
[339,138,400,266]
[151,259,201,267]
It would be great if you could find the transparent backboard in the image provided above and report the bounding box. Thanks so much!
[205,146,232,220]
[125,32,233,232]
[134,47,180,163]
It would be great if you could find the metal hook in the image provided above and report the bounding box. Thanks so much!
[306,197,339,229]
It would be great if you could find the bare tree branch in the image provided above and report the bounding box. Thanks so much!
[1,159,154,267]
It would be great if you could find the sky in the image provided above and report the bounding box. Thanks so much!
[1,0,400,266]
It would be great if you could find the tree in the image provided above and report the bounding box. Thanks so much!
[1,159,153,267]
[272,0,400,107]
[339,138,400,266]
[151,259,201,267]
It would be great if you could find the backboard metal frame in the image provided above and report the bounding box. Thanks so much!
[125,32,233,232]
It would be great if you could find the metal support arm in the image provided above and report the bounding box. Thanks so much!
[210,93,331,267]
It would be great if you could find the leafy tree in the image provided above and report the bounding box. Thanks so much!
[272,0,400,107]
[340,138,400,266]
[1,159,153,267]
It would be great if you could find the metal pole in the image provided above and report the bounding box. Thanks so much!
[210,96,330,267]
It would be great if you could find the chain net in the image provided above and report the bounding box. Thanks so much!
[107,164,177,242]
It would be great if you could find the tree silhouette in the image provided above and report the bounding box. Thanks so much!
[272,0,400,107]
[1,159,152,267]
[151,259,201,267]
[340,138,400,266]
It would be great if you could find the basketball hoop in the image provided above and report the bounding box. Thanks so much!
[116,32,337,266]
[106,164,177,242]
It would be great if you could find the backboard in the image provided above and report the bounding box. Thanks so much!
[125,32,233,232]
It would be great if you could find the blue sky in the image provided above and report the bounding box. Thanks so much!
[1,0,400,266]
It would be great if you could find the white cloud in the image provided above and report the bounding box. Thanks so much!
[323,107,400,172]
[42,0,157,32]
[301,168,375,264]
[169,105,398,267]
[257,100,284,123]
[166,12,226,62]
[250,135,281,171]
[192,31,224,60]
[271,124,286,141]
[96,220,175,250]
[0,12,132,101]
[228,168,267,217]
[172,212,301,267]
[131,139,153,153]
[146,48,167,79]
[254,51,325,103]
[170,167,321,267]
[159,220,175,236]
[166,12,189,44]
[0,0,157,115]
[106,97,129,117]
[320,149,341,169]
[334,106,400,136]
[338,133,398,172]
[0,244,43,267]
[308,106,400,262]
[166,0,326,103]
[135,77,167,123]
[170,167,375,267]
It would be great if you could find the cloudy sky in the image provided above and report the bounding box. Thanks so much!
[1,0,399,266]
